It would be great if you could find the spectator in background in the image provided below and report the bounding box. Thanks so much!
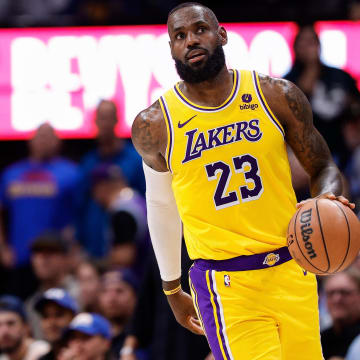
[0,123,79,268]
[13,0,78,26]
[58,313,111,360]
[321,267,360,359]
[91,164,148,277]
[77,100,144,259]
[99,269,139,360]
[285,24,360,170]
[120,247,210,360]
[34,288,78,360]
[25,233,77,340]
[75,260,102,313]
[348,0,360,20]
[0,295,49,360]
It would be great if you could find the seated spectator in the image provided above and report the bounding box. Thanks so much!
[26,232,77,339]
[77,100,144,259]
[321,267,360,359]
[91,164,148,277]
[58,313,111,360]
[99,269,138,359]
[34,288,78,360]
[0,295,49,360]
[0,123,79,268]
[120,247,210,360]
[75,260,103,313]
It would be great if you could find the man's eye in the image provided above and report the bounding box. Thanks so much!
[176,33,185,40]
[198,27,206,33]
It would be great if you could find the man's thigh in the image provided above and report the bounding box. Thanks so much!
[189,266,282,360]
[189,261,323,360]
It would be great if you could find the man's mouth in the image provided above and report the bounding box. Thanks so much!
[186,50,207,64]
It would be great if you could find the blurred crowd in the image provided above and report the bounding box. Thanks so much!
[0,15,359,360]
[1,0,360,27]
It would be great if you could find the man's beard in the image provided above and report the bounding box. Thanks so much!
[0,336,23,354]
[174,44,225,84]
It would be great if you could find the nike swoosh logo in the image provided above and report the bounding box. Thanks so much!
[178,115,197,128]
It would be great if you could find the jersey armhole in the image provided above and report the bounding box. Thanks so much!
[159,96,174,173]
[251,71,285,138]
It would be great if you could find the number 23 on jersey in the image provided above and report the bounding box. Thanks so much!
[205,154,263,210]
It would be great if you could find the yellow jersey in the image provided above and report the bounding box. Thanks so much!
[159,70,297,260]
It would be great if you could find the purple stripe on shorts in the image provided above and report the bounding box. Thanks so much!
[194,247,292,272]
[189,267,226,360]
[209,271,231,360]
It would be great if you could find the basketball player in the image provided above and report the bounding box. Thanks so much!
[131,3,354,359]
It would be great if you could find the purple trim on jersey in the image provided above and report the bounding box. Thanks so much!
[209,271,232,360]
[174,70,239,112]
[194,246,292,272]
[189,267,227,360]
[252,71,285,137]
[159,96,173,172]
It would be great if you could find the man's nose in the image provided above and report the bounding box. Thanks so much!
[186,32,200,48]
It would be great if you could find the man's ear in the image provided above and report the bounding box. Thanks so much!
[219,26,228,46]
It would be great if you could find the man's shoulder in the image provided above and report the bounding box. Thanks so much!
[135,100,164,125]
[131,99,167,160]
[1,159,31,179]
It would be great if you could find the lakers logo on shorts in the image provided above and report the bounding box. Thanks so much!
[263,253,280,266]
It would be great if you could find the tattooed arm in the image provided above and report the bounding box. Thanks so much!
[131,100,168,171]
[260,75,353,208]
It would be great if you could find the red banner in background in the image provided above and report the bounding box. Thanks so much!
[0,21,358,140]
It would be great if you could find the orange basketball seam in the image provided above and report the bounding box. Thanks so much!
[332,201,351,273]
[315,199,331,273]
[293,206,327,274]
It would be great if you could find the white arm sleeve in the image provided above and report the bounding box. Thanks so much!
[143,162,182,281]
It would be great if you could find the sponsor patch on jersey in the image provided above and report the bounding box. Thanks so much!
[241,93,252,103]
[263,253,280,266]
[224,274,231,287]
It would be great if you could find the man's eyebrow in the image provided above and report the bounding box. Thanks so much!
[172,25,185,33]
[172,20,208,33]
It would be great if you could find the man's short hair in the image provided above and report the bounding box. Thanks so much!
[167,2,219,27]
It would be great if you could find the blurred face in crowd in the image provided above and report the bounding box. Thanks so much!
[76,263,101,311]
[325,273,360,325]
[294,26,320,64]
[40,302,74,344]
[99,272,136,323]
[31,250,68,282]
[29,123,60,161]
[65,331,110,360]
[95,100,117,141]
[0,312,26,353]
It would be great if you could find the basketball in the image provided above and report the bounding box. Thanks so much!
[287,199,360,275]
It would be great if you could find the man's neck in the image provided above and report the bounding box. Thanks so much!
[179,66,233,107]
[333,317,360,334]
[98,137,123,157]
[7,338,28,360]
[111,321,125,337]
[40,274,67,291]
